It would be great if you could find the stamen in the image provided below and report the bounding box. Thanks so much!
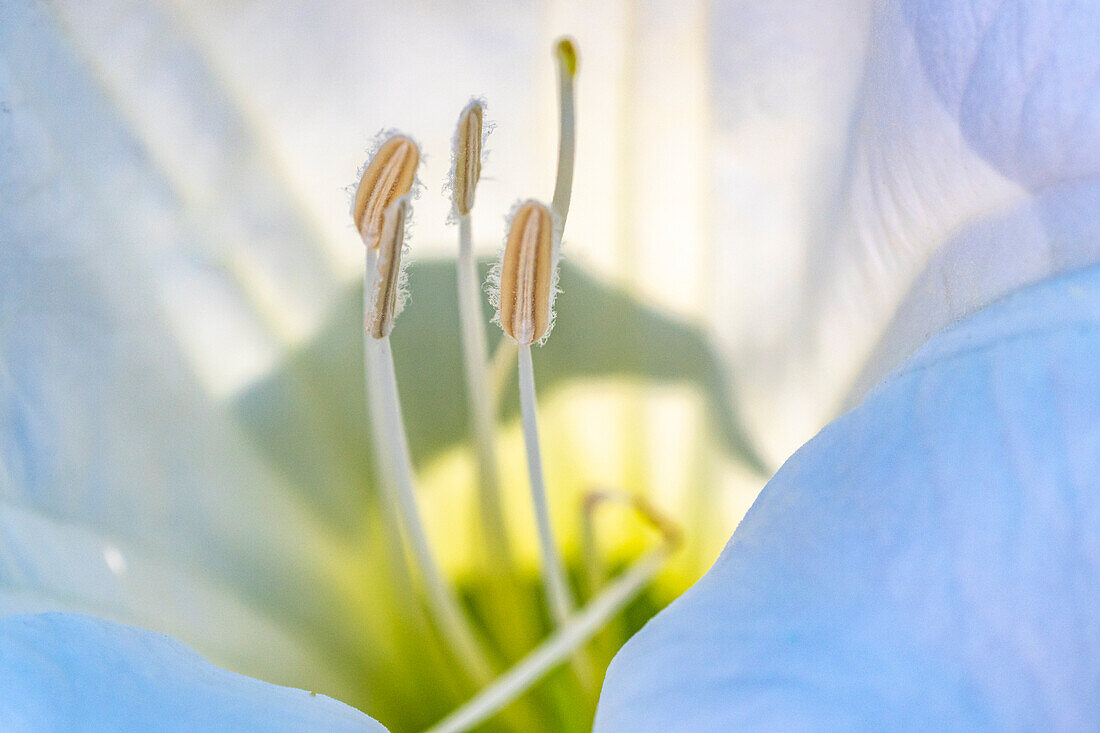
[451,100,514,573]
[499,200,554,346]
[364,333,495,684]
[488,337,518,409]
[353,134,419,247]
[453,101,483,217]
[366,196,408,339]
[491,200,573,625]
[518,343,574,626]
[356,168,495,684]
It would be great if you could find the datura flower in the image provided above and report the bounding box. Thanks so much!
[1,0,1098,731]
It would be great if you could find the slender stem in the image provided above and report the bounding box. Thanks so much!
[364,253,494,684]
[517,344,574,625]
[425,547,671,733]
[457,214,513,571]
[550,52,576,233]
[363,261,424,605]
[489,337,518,411]
[363,347,462,694]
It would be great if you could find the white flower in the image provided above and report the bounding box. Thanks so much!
[4,0,1095,729]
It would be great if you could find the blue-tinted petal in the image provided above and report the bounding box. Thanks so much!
[0,612,387,732]
[596,265,1100,731]
[903,0,1100,190]
[706,0,1100,461]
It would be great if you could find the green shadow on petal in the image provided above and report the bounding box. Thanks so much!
[232,258,766,536]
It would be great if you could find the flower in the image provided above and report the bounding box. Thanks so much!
[4,0,1095,730]
[597,0,1100,728]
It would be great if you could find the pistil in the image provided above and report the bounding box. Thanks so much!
[551,37,578,229]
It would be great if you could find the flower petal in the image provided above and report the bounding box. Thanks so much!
[0,0,366,697]
[904,0,1100,190]
[596,265,1100,730]
[708,0,1100,461]
[0,612,385,732]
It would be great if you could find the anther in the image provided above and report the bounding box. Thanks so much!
[367,196,409,339]
[498,200,554,345]
[453,101,483,216]
[353,134,419,247]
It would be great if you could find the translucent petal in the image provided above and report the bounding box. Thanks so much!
[0,0,366,699]
[709,0,1100,461]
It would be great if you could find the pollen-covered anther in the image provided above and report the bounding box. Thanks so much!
[453,102,483,216]
[499,200,553,345]
[367,196,409,339]
[353,134,419,247]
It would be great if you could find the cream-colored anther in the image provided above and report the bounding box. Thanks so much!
[453,102,483,216]
[367,197,409,339]
[499,201,553,345]
[353,135,419,247]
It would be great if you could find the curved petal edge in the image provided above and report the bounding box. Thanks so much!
[596,265,1100,731]
[0,612,387,733]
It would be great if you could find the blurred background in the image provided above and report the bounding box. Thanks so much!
[6,0,1023,730]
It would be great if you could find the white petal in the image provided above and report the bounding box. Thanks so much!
[0,499,336,691]
[708,0,1100,462]
[0,0,362,697]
